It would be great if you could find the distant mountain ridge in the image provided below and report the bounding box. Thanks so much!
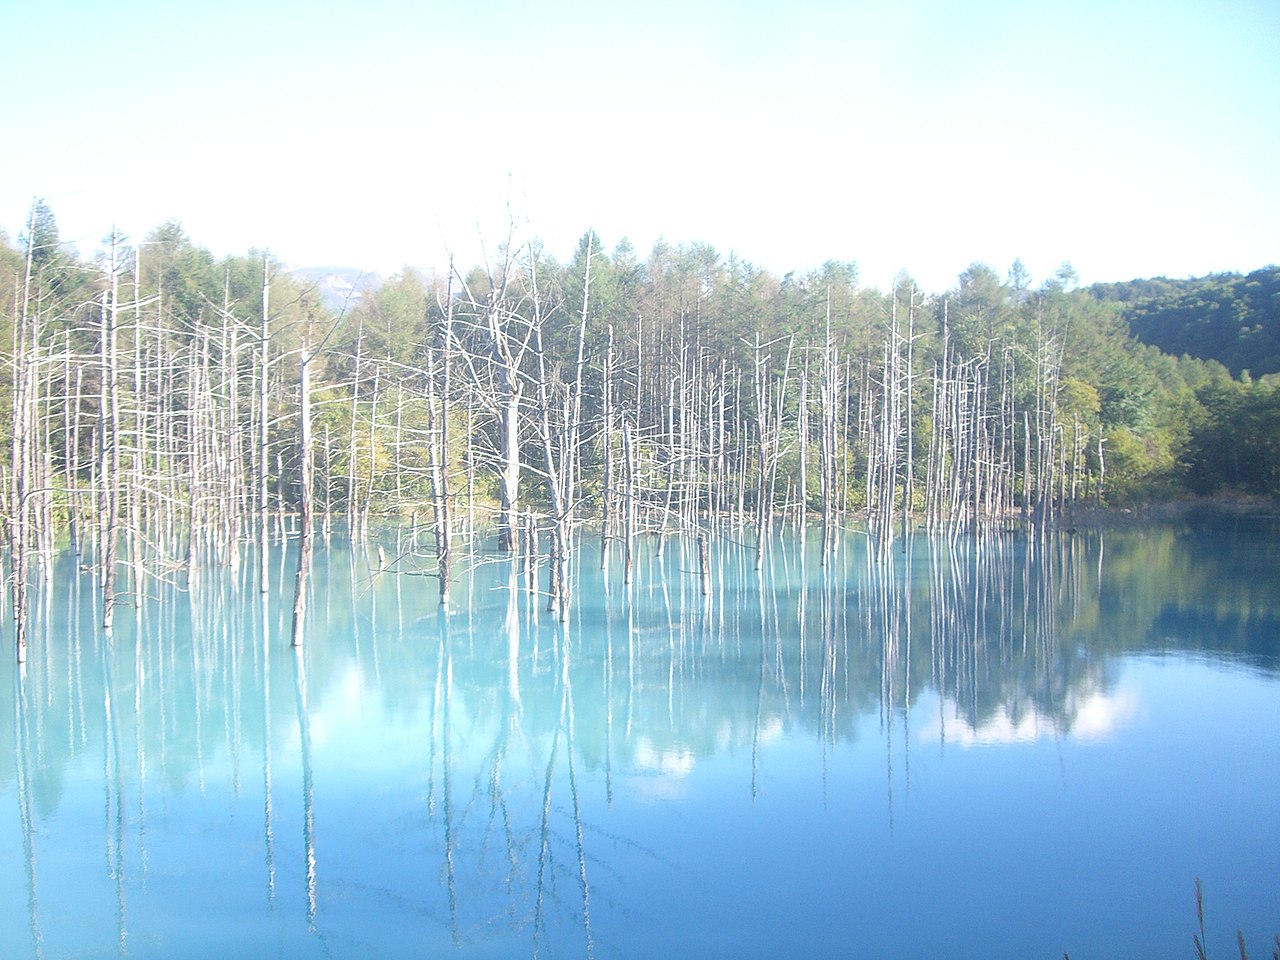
[1089,265,1280,377]
[290,266,382,313]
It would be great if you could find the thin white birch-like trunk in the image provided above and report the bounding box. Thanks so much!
[291,343,314,647]
[259,257,271,594]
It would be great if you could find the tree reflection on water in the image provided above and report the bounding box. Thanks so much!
[3,519,1278,957]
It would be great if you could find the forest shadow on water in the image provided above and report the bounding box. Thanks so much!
[1,518,1278,960]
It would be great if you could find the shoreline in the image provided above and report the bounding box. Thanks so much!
[1063,495,1280,529]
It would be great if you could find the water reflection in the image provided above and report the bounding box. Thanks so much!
[14,663,43,959]
[2,518,1278,958]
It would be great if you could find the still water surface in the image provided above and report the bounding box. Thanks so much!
[2,516,1278,959]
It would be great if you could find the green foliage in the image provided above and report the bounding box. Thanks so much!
[3,201,1278,519]
[1184,377,1280,497]
[1103,426,1181,502]
[141,220,222,319]
[18,198,61,271]
[332,267,437,376]
[944,261,1015,358]
[1091,266,1280,376]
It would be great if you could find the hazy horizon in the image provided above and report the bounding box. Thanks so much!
[4,0,1276,294]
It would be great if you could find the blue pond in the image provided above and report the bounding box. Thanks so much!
[2,515,1278,959]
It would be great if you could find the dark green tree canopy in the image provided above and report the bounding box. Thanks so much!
[18,198,60,270]
[1089,266,1280,377]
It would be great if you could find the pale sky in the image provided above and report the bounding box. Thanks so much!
[3,0,1276,293]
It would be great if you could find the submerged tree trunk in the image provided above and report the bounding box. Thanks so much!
[9,208,39,661]
[427,269,455,602]
[291,344,314,647]
[259,257,272,594]
[100,230,125,630]
[497,370,521,553]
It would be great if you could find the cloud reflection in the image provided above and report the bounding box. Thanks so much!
[923,685,1141,747]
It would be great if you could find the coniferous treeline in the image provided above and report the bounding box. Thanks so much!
[1,202,1276,657]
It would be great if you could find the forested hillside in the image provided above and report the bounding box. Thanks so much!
[1089,266,1280,377]
[1,202,1277,650]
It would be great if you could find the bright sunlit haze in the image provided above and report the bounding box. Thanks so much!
[3,0,1276,292]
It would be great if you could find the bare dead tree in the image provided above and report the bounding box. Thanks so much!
[425,265,457,602]
[290,340,314,647]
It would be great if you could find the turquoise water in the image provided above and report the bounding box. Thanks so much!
[2,517,1278,959]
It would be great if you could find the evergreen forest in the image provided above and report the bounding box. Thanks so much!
[1091,266,1280,378]
[3,201,1278,659]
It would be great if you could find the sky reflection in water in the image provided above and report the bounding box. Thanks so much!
[2,517,1278,960]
